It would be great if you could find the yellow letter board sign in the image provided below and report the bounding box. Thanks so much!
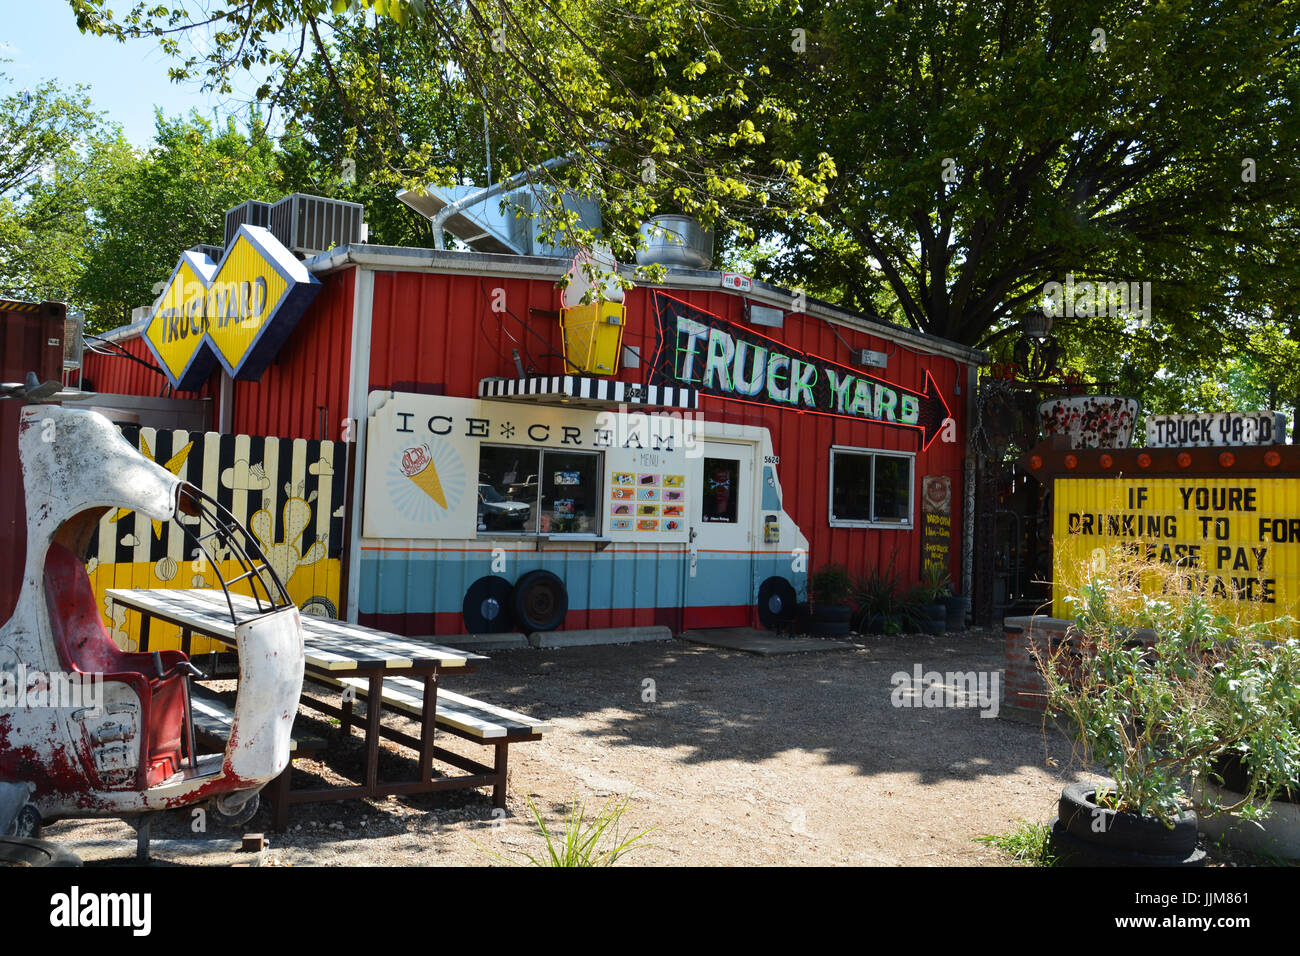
[1053,477,1300,628]
[143,225,320,391]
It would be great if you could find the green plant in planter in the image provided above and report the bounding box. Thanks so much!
[901,586,937,632]
[850,560,901,631]
[921,564,952,602]
[807,562,853,608]
[1037,548,1300,828]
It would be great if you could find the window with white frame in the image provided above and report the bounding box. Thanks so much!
[828,446,914,526]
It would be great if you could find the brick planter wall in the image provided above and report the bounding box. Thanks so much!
[1002,614,1158,720]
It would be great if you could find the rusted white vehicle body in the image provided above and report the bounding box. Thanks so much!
[0,404,304,826]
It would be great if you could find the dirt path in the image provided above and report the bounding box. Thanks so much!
[48,628,1088,866]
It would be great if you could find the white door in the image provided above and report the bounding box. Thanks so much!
[684,441,755,628]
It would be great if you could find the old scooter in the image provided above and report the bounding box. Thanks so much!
[0,375,305,849]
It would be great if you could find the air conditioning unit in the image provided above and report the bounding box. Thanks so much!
[189,243,225,262]
[270,193,365,257]
[63,311,84,371]
[224,200,273,247]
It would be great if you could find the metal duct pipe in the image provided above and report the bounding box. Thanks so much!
[429,142,607,250]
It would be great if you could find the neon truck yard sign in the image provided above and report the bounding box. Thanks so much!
[651,293,951,449]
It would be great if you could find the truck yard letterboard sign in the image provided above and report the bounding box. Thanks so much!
[650,292,951,449]
[1145,411,1288,448]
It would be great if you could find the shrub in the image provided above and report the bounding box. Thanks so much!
[808,562,853,607]
[1036,546,1300,826]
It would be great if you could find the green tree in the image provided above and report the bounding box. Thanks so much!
[75,111,283,332]
[67,0,831,261]
[66,0,1300,431]
[0,72,106,304]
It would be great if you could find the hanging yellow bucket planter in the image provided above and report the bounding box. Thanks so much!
[560,300,626,375]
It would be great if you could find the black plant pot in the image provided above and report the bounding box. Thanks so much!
[1050,783,1205,866]
[919,603,946,634]
[943,595,970,631]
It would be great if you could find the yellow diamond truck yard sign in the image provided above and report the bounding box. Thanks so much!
[144,225,320,391]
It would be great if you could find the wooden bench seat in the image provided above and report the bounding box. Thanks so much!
[312,674,552,740]
[301,674,548,816]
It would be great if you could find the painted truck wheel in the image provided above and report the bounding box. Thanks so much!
[756,577,798,629]
[462,576,515,633]
[512,570,568,633]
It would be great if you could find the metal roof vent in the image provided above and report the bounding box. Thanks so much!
[189,243,225,261]
[635,215,714,270]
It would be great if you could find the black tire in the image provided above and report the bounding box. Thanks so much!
[0,836,81,867]
[810,605,852,623]
[806,619,851,636]
[462,575,515,633]
[1057,783,1198,857]
[756,577,798,629]
[512,570,568,632]
[1050,819,1206,867]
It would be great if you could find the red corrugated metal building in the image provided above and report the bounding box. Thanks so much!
[82,240,986,636]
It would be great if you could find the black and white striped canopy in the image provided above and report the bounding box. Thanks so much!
[478,375,698,410]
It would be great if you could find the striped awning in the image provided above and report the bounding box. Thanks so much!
[478,375,698,410]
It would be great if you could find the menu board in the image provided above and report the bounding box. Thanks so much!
[611,471,685,532]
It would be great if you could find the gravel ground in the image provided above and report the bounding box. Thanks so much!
[40,628,1267,866]
[43,628,1072,865]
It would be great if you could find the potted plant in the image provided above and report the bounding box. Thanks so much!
[851,562,903,634]
[1195,649,1300,859]
[1036,549,1300,866]
[911,565,948,635]
[923,566,970,631]
[805,563,853,635]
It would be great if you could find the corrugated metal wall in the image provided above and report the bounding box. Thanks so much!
[79,262,971,625]
[1,304,66,628]
[655,287,968,591]
[232,268,354,441]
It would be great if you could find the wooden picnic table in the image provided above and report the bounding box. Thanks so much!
[105,588,490,816]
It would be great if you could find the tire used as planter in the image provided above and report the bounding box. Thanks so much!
[462,575,515,633]
[919,604,946,635]
[512,569,568,632]
[1051,782,1205,866]
[756,576,798,630]
[943,595,970,631]
[806,604,851,636]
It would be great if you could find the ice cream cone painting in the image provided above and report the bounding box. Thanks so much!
[401,443,447,508]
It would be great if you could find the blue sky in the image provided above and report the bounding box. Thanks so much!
[2,2,272,146]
